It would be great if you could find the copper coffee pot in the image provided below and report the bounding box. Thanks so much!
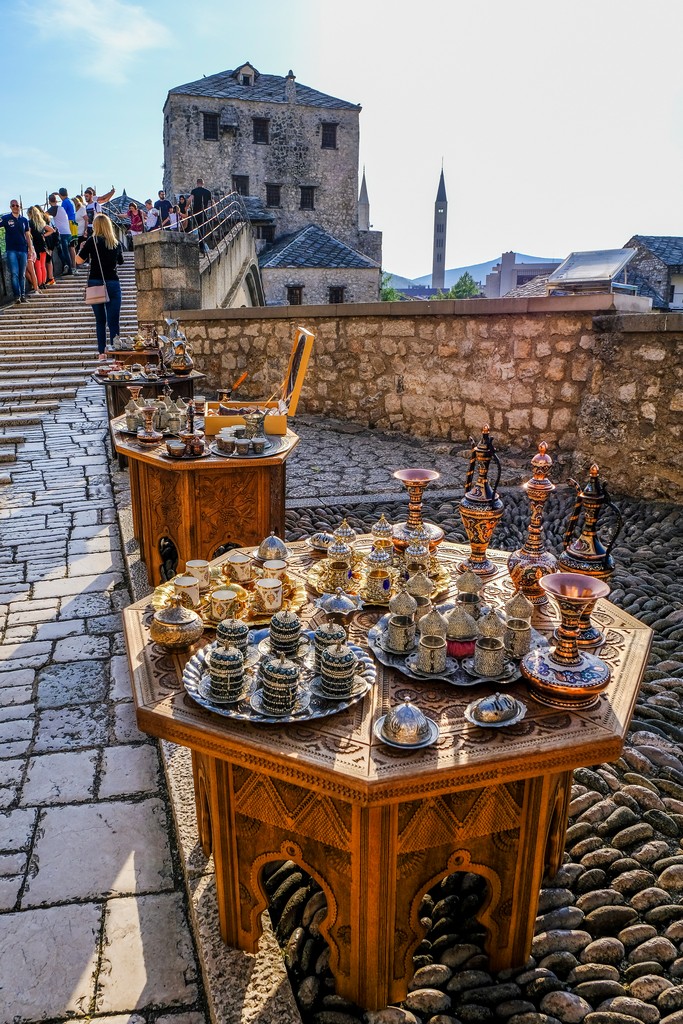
[507,441,558,606]
[558,464,623,647]
[457,426,504,577]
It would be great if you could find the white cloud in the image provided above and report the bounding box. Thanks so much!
[25,0,171,84]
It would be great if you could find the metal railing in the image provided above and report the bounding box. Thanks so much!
[190,191,251,252]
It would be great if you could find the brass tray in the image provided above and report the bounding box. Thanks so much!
[306,557,451,604]
[152,565,306,626]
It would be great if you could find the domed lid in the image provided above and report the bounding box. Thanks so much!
[405,534,430,561]
[371,513,393,541]
[405,571,435,599]
[271,609,299,629]
[257,532,288,560]
[262,652,299,682]
[446,604,479,640]
[314,621,347,644]
[216,617,249,644]
[155,595,202,628]
[321,642,357,670]
[210,644,243,669]
[389,588,417,617]
[469,692,522,724]
[479,608,506,637]
[310,531,334,550]
[327,536,352,561]
[381,700,431,745]
[505,590,533,622]
[333,518,356,544]
[366,544,393,568]
[418,606,448,638]
[316,588,363,617]
[457,570,485,595]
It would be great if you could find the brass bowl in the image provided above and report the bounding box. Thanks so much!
[150,596,204,650]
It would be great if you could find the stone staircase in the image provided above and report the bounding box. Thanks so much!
[0,254,138,475]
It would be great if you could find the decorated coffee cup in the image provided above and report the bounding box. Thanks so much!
[255,577,283,613]
[262,558,288,580]
[211,588,238,621]
[326,560,352,591]
[474,637,506,677]
[174,574,201,608]
[387,614,416,653]
[504,618,532,659]
[364,569,392,604]
[185,559,211,591]
[224,550,252,582]
[417,635,447,674]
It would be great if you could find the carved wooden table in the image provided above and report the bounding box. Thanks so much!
[113,417,299,586]
[122,540,652,1011]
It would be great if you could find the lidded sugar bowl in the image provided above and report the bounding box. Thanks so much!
[375,699,438,748]
[257,532,288,561]
[464,692,526,728]
[371,513,394,549]
[150,595,204,650]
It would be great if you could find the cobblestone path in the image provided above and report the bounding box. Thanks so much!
[0,270,208,1023]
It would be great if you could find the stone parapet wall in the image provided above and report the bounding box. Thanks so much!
[171,295,682,500]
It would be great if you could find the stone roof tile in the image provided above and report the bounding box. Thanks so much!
[631,235,683,266]
[169,70,360,111]
[259,225,379,270]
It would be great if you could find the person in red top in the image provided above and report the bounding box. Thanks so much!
[127,202,144,236]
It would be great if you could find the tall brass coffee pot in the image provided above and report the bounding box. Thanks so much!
[558,464,623,647]
[457,426,503,577]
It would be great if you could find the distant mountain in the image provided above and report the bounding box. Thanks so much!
[386,254,561,290]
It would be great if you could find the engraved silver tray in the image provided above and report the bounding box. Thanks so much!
[184,629,375,723]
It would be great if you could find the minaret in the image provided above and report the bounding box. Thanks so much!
[358,168,370,232]
[431,168,448,291]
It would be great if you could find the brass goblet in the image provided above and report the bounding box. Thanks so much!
[392,468,444,552]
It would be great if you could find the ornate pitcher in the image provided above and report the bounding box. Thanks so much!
[558,464,623,647]
[169,339,194,376]
[507,441,558,605]
[458,426,504,577]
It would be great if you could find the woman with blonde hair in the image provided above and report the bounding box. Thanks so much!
[75,213,124,359]
[27,206,51,292]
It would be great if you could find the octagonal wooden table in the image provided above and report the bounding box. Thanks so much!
[122,539,652,1010]
[112,416,299,586]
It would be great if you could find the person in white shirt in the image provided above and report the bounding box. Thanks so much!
[144,199,160,231]
[83,185,115,240]
[47,192,73,274]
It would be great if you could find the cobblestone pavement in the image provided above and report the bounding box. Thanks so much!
[3,370,683,1024]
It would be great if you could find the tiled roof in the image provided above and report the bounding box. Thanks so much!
[169,69,360,111]
[630,235,683,266]
[507,275,549,297]
[242,196,275,223]
[259,225,379,270]
[628,271,667,309]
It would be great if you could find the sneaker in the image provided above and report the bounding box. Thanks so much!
[98,353,107,361]
[46,279,56,286]
[19,296,27,303]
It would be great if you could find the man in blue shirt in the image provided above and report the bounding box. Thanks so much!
[154,190,172,228]
[0,200,32,302]
[58,188,75,222]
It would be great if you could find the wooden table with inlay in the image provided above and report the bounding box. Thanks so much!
[122,539,652,1011]
[113,417,299,586]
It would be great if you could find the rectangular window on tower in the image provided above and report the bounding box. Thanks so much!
[232,175,249,196]
[265,183,281,207]
[287,286,303,305]
[253,118,270,144]
[321,123,338,149]
[300,186,315,210]
[328,286,345,304]
[203,113,219,141]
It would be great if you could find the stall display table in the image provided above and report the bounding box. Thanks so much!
[93,369,207,422]
[122,539,652,1010]
[113,416,299,585]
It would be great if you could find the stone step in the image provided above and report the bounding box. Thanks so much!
[0,434,25,445]
[0,379,88,392]
[0,412,45,427]
[0,357,98,367]
[0,393,76,405]
[0,449,17,463]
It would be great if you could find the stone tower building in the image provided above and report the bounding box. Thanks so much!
[163,61,382,268]
[432,169,448,291]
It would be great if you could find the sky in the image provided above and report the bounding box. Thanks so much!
[3,0,683,279]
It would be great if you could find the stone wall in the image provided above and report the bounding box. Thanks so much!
[163,89,364,249]
[171,294,683,500]
[261,265,380,306]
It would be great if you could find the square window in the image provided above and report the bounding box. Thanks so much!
[257,225,275,242]
[232,175,249,196]
[241,74,252,85]
[300,186,315,210]
[287,286,303,305]
[321,123,337,149]
[253,118,270,144]
[203,113,219,141]
[266,183,281,207]
[328,287,345,304]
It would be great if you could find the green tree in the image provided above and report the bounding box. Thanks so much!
[380,272,404,302]
[449,271,480,299]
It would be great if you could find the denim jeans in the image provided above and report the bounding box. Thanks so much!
[58,234,73,272]
[5,250,28,298]
[90,279,121,354]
